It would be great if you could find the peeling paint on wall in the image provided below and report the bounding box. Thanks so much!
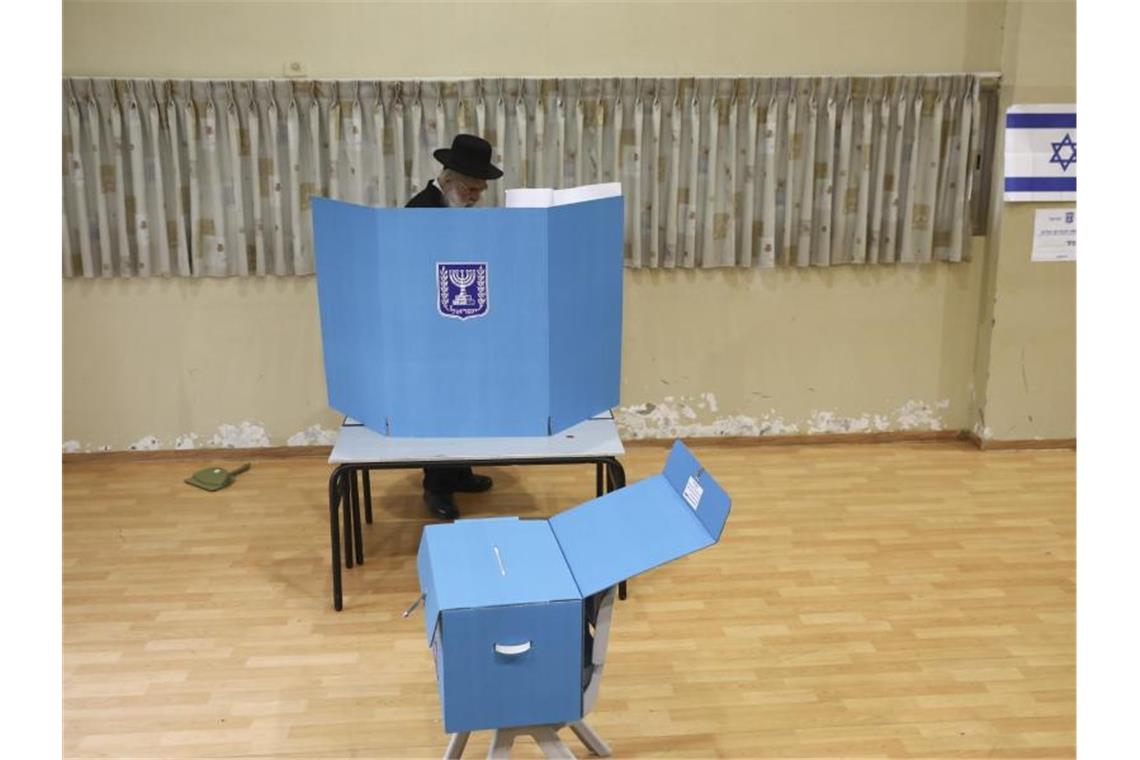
[894,399,951,431]
[616,393,953,440]
[208,422,271,448]
[65,424,272,453]
[64,396,959,452]
[806,410,892,434]
[759,412,801,436]
[287,425,339,446]
[174,433,200,450]
[128,435,163,451]
[617,394,801,439]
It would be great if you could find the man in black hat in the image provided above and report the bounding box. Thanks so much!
[407,134,504,519]
[407,133,504,209]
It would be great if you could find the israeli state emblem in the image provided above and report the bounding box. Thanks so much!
[437,262,489,320]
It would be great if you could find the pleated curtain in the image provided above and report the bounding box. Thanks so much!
[62,75,981,277]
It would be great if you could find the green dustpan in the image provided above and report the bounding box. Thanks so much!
[185,463,251,492]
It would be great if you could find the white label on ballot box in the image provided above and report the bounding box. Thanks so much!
[683,476,703,510]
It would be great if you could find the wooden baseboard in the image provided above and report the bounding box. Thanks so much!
[659,430,966,448]
[635,431,1075,451]
[963,433,1076,451]
[65,432,962,463]
[63,445,333,464]
[62,430,1077,463]
[66,429,1080,463]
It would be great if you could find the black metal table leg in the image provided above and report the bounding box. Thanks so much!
[350,468,364,565]
[328,453,628,611]
[603,458,630,601]
[342,469,354,570]
[328,467,344,611]
[363,470,373,524]
[608,458,627,490]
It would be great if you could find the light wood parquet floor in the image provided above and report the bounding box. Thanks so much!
[63,440,1075,759]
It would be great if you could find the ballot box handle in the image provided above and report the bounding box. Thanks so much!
[493,641,532,656]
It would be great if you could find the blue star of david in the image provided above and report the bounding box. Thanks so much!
[1050,132,1077,172]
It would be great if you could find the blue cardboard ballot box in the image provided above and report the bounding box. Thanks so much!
[415,440,731,733]
[310,189,624,437]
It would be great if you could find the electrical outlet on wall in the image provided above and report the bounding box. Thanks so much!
[284,61,307,78]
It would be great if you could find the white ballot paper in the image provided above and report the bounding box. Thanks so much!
[1031,208,1076,262]
[506,182,622,208]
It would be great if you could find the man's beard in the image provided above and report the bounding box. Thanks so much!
[442,187,473,208]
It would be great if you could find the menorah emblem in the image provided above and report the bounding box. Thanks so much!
[449,269,477,306]
[437,262,490,320]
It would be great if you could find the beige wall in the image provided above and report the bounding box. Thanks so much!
[971,1,1076,441]
[64,1,1004,78]
[63,277,335,451]
[61,1,1076,451]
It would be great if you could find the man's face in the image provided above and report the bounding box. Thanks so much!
[442,173,488,207]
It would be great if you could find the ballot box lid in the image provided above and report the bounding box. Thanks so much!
[417,517,582,644]
[548,440,731,597]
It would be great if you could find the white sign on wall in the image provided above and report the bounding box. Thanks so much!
[1031,208,1076,262]
[1004,104,1076,202]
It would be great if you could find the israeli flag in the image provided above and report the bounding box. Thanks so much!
[1004,104,1076,202]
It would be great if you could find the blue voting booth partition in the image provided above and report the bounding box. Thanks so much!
[415,440,731,733]
[311,195,623,437]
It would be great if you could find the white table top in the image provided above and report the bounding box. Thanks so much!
[329,413,625,464]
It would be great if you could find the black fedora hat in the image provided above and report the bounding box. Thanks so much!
[433,134,503,180]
